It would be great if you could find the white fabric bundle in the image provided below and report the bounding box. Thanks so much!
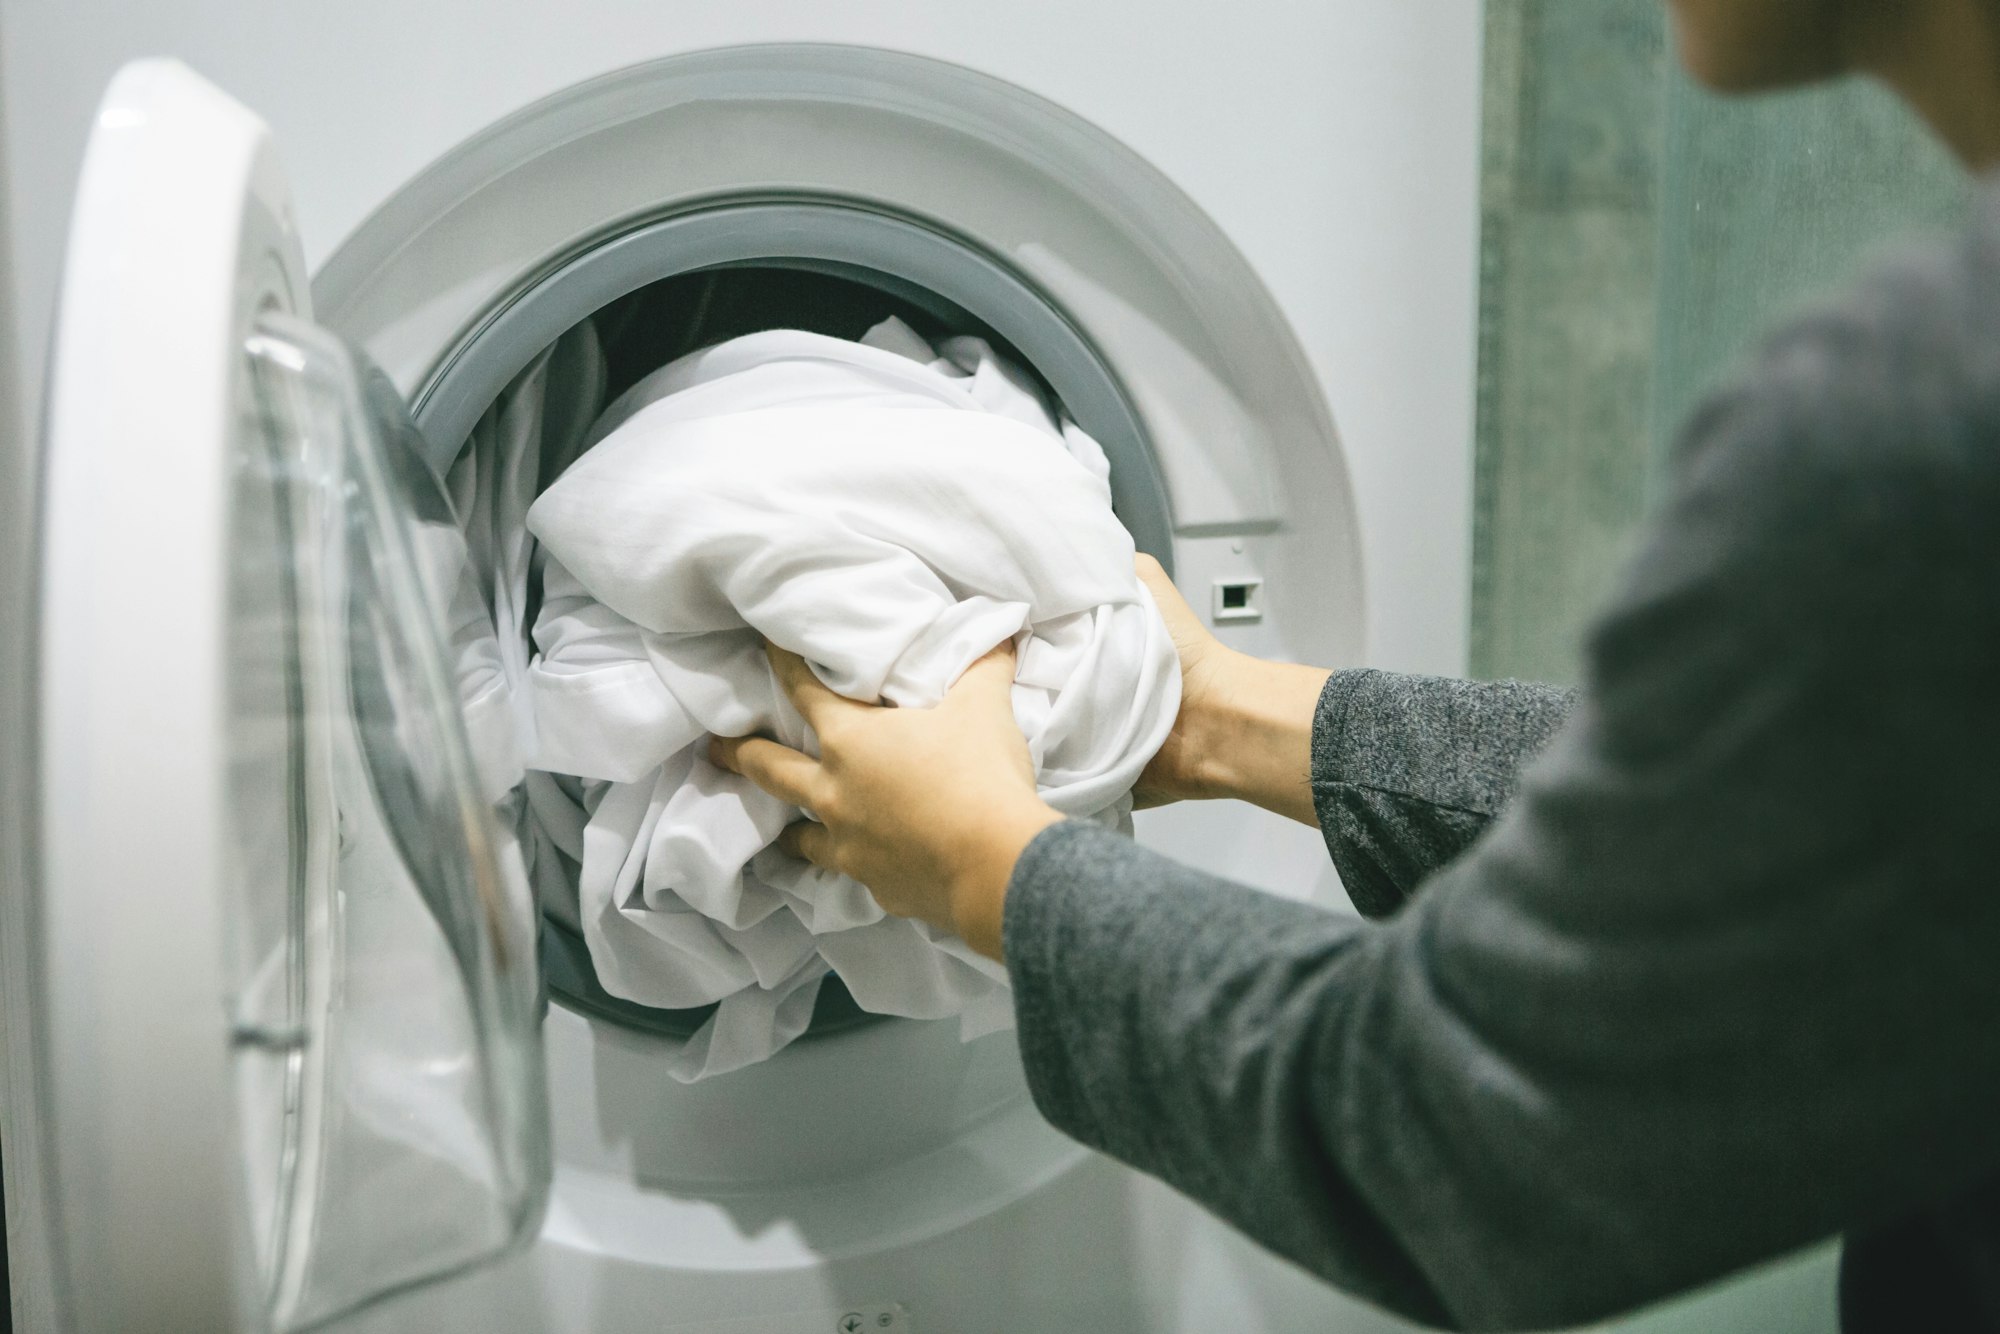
[516,318,1178,1080]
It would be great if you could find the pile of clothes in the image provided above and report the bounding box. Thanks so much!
[444,314,1178,1080]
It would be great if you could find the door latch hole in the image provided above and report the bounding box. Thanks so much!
[1212,578,1264,623]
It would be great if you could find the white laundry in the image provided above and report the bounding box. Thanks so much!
[520,318,1180,1081]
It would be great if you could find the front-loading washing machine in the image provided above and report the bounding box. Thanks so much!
[0,7,1485,1333]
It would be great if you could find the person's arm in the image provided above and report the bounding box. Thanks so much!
[1308,670,1575,916]
[1006,252,2000,1328]
[1011,512,1996,1328]
[1132,561,1577,918]
[724,226,2000,1328]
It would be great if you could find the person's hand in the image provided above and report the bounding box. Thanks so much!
[710,641,1062,961]
[1132,554,1333,824]
[1132,553,1243,807]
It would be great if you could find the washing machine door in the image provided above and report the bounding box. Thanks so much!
[34,59,551,1333]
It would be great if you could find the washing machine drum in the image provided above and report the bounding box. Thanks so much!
[425,265,1169,1083]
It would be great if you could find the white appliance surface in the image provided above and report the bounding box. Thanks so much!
[1,5,1489,1332]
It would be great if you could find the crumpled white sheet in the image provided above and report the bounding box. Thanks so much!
[518,317,1181,1081]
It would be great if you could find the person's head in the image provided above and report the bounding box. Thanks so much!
[1666,0,2000,86]
[1666,0,2000,164]
[1664,0,1866,91]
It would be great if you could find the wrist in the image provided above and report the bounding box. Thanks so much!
[947,796,1062,961]
[1176,645,1257,800]
[1182,652,1332,824]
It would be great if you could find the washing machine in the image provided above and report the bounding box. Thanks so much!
[0,6,1484,1333]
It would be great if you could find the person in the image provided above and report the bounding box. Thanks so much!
[711,0,2000,1327]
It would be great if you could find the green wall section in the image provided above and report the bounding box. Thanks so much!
[1473,1,1966,686]
[1474,0,1668,684]
[1650,78,1967,473]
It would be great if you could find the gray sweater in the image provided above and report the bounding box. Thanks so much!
[1004,190,2000,1330]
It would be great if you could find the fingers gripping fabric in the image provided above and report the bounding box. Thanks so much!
[490,318,1177,1080]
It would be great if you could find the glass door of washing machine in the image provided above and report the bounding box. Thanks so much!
[33,59,552,1333]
